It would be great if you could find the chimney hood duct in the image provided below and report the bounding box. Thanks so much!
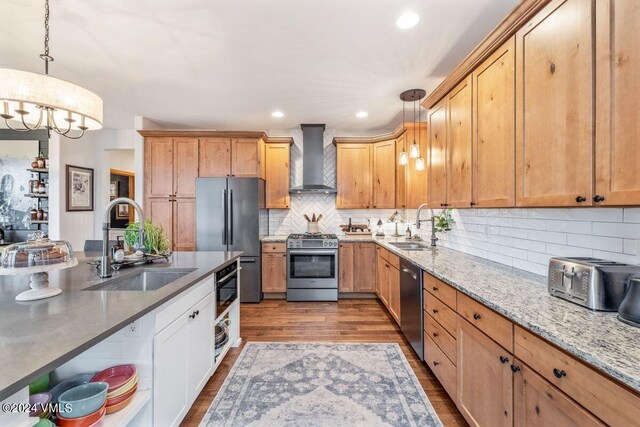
[289,124,337,194]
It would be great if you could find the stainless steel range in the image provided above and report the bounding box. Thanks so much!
[286,233,339,301]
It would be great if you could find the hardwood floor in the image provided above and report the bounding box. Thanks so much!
[182,299,467,427]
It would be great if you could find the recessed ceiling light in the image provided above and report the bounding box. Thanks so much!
[396,11,419,29]
[356,111,368,118]
[271,111,284,118]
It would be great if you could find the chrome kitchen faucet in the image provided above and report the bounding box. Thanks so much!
[415,203,438,247]
[100,197,145,278]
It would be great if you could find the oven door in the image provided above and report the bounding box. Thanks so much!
[287,249,338,289]
[216,270,238,314]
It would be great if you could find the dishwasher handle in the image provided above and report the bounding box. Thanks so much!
[401,267,417,280]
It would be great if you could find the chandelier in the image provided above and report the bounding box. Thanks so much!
[398,89,426,169]
[0,0,103,139]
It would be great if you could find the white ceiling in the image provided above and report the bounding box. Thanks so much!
[0,0,519,131]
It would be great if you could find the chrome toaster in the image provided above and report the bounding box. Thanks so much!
[548,257,640,311]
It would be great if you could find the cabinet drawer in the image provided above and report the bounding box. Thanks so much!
[515,326,640,427]
[424,313,456,364]
[387,252,400,270]
[425,292,457,336]
[376,245,389,262]
[424,272,456,309]
[457,292,513,352]
[262,242,286,253]
[424,333,457,401]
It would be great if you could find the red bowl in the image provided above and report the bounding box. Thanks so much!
[57,402,106,427]
[90,364,136,393]
[106,385,137,406]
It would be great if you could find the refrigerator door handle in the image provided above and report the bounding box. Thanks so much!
[240,257,256,263]
[229,189,234,245]
[222,189,228,245]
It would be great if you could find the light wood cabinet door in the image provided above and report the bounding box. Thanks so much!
[173,138,198,198]
[595,0,640,205]
[336,144,371,209]
[395,135,407,208]
[231,138,260,177]
[173,198,196,251]
[146,198,174,248]
[457,317,513,427]
[376,253,389,306]
[429,100,448,208]
[372,140,396,209]
[338,243,354,292]
[513,361,604,427]
[262,252,287,293]
[354,243,376,292]
[145,138,173,198]
[405,125,429,209]
[473,37,516,207]
[447,76,473,208]
[265,143,291,209]
[388,266,400,323]
[515,0,594,207]
[199,138,231,177]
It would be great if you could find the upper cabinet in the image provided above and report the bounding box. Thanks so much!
[265,139,292,209]
[231,138,263,178]
[515,0,594,207]
[199,138,231,178]
[429,100,448,208]
[446,77,473,208]
[173,138,199,198]
[198,136,264,178]
[472,38,515,208]
[594,0,640,205]
[404,123,429,209]
[336,143,372,209]
[372,140,396,209]
[395,134,407,208]
[145,137,174,198]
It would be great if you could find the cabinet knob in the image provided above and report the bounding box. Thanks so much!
[433,361,440,366]
[593,195,605,203]
[195,310,200,316]
[470,201,476,207]
[553,368,567,379]
[473,313,481,320]
[510,364,521,373]
[189,312,196,319]
[432,332,439,338]
[575,195,587,203]
[499,356,509,364]
[432,286,438,291]
[432,308,439,314]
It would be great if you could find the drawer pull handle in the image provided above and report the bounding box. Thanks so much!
[499,356,509,364]
[189,312,196,319]
[432,332,439,338]
[432,286,438,291]
[432,309,439,314]
[433,361,440,366]
[473,313,481,320]
[510,364,521,373]
[553,368,566,379]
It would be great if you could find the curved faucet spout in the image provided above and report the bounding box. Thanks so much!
[100,197,145,278]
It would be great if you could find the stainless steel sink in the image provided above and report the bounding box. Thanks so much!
[389,242,430,251]
[85,268,197,291]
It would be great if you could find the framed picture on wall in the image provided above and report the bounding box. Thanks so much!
[116,204,129,219]
[66,165,94,212]
[110,181,119,199]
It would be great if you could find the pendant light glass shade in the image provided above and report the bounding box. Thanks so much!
[409,142,420,158]
[399,150,408,165]
[415,156,425,171]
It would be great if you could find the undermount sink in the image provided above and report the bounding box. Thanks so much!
[389,242,430,251]
[85,268,196,291]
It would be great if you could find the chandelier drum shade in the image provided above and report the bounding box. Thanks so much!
[0,0,102,138]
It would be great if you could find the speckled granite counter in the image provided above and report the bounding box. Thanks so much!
[261,235,288,243]
[0,251,242,401]
[369,236,639,394]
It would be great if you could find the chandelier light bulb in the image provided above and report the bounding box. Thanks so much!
[409,142,420,158]
[399,150,408,165]
[415,156,425,171]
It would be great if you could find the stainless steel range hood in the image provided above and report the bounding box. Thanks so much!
[289,124,337,194]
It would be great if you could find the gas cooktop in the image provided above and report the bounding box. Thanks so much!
[287,233,338,240]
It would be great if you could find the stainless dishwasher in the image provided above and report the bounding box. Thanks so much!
[400,259,423,360]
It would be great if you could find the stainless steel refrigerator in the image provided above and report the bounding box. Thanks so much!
[195,178,268,302]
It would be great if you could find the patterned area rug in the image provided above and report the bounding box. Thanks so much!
[200,342,443,427]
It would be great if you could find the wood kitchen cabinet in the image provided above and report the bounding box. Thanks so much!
[375,248,388,305]
[515,0,594,207]
[374,246,400,323]
[265,141,292,209]
[336,144,372,209]
[232,138,263,177]
[404,123,429,209]
[446,76,473,208]
[473,37,516,207]
[429,99,448,208]
[145,137,198,198]
[262,253,287,293]
[457,317,514,427]
[339,242,376,293]
[198,137,264,178]
[372,140,396,209]
[199,137,231,177]
[594,0,640,206]
[146,197,196,251]
[395,134,407,208]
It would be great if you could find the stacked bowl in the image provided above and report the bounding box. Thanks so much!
[56,382,109,427]
[90,364,138,414]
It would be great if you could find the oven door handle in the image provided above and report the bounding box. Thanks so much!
[216,271,237,284]
[287,250,337,255]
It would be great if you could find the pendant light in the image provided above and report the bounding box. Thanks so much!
[399,89,426,165]
[409,100,420,158]
[0,0,103,139]
[398,100,408,165]
[415,98,425,171]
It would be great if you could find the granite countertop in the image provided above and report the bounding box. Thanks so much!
[260,234,379,243]
[0,251,242,401]
[369,236,639,394]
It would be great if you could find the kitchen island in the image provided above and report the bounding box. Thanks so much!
[0,250,242,425]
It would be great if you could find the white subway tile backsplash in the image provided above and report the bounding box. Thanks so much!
[526,230,566,244]
[545,243,593,257]
[566,208,624,222]
[592,222,640,239]
[567,234,623,252]
[545,220,591,234]
[509,237,547,253]
[623,208,640,223]
[511,218,547,230]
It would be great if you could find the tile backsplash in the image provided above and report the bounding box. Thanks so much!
[267,129,640,277]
